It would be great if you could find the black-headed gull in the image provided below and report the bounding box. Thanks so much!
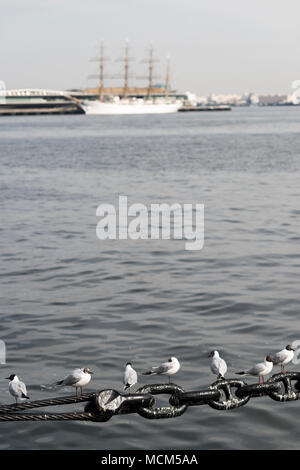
[236,355,274,384]
[56,367,93,396]
[208,350,227,380]
[123,362,138,393]
[273,344,295,374]
[6,374,30,403]
[142,357,180,383]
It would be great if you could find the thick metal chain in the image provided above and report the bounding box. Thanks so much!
[0,372,299,422]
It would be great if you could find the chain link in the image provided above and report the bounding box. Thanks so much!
[136,384,187,419]
[0,372,299,422]
[267,372,300,402]
[208,379,250,410]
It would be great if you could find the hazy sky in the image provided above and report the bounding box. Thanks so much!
[1,0,300,95]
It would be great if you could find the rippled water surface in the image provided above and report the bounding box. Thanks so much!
[0,107,300,449]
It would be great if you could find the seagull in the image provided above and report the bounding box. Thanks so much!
[142,357,180,383]
[236,355,274,384]
[6,374,30,403]
[208,350,227,380]
[123,362,138,393]
[55,367,93,396]
[273,344,295,374]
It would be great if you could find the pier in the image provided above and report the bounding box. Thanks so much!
[178,105,231,112]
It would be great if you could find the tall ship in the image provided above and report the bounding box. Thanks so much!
[82,42,182,115]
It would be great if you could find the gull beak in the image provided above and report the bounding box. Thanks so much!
[89,370,94,375]
[5,377,10,380]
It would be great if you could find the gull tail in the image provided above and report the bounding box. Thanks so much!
[218,374,225,380]
[124,383,130,390]
[235,371,245,375]
[22,393,30,399]
[55,380,64,386]
[142,371,154,376]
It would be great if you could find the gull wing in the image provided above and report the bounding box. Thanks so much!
[17,381,28,396]
[273,349,287,365]
[247,362,266,376]
[62,369,82,386]
[151,362,170,375]
[211,360,220,376]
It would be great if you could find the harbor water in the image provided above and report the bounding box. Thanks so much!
[0,107,300,449]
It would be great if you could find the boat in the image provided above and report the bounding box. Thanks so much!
[83,96,181,115]
[82,42,182,115]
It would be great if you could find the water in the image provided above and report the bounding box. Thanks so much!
[0,107,300,450]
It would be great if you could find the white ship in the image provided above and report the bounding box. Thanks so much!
[83,96,181,115]
[82,41,182,115]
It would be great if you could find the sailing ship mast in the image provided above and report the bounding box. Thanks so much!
[147,42,153,100]
[88,42,105,101]
[99,41,104,102]
[123,39,129,98]
[165,56,170,100]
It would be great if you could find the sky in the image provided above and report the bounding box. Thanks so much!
[1,0,300,96]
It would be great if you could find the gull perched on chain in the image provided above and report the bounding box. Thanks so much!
[123,362,138,393]
[236,355,274,384]
[273,344,295,374]
[208,350,227,380]
[142,357,180,383]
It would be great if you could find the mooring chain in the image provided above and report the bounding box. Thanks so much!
[136,384,187,419]
[0,372,299,422]
[267,372,300,402]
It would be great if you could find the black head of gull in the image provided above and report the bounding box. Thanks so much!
[5,374,16,380]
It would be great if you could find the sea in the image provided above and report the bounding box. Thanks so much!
[0,106,300,449]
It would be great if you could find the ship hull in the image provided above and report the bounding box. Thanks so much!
[82,100,181,115]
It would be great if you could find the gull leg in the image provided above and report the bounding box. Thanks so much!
[15,397,18,404]
[80,387,83,395]
[168,376,170,384]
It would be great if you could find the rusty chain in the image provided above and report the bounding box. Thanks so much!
[0,372,299,422]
